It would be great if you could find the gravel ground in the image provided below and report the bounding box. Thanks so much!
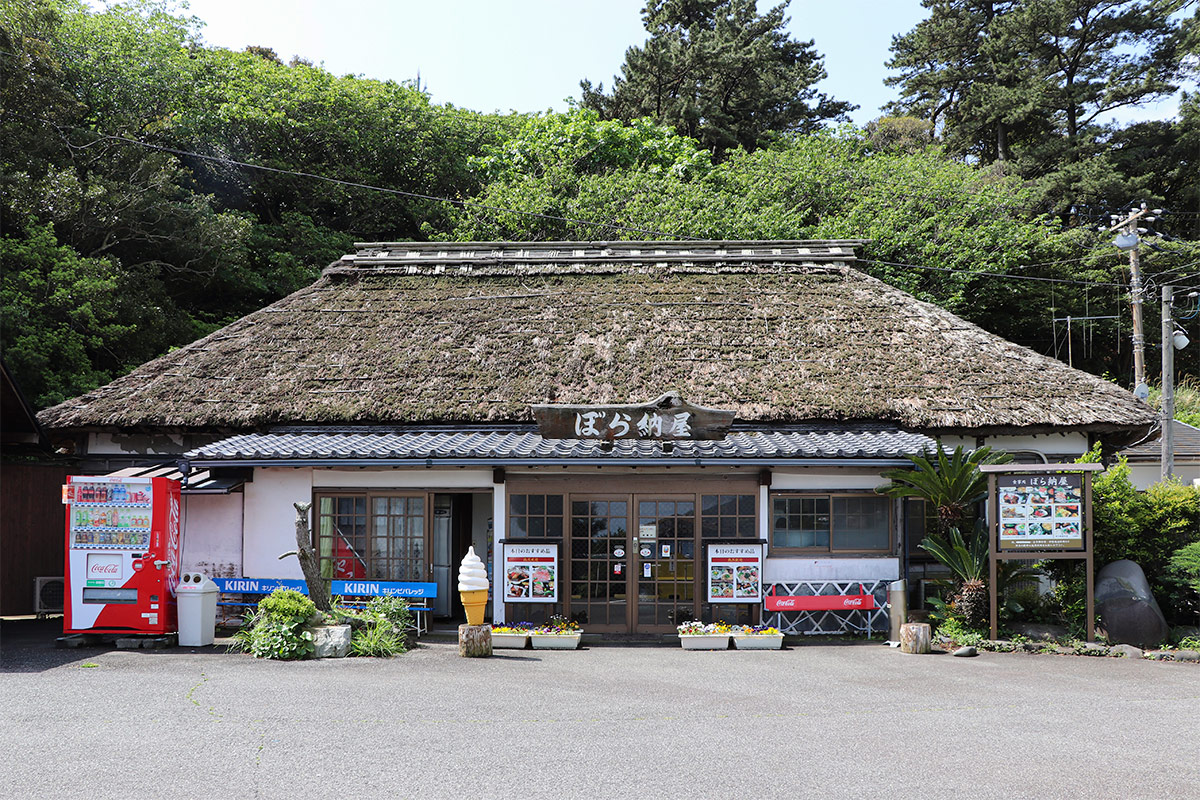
[2,618,1198,800]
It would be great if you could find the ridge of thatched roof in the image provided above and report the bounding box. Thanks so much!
[37,240,1156,442]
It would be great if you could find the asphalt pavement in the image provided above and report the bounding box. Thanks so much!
[2,618,1197,800]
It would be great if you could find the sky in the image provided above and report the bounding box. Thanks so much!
[113,1,1186,126]
[174,0,927,124]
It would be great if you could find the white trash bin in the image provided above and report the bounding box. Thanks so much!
[176,573,219,646]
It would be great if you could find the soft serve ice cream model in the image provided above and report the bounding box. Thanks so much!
[458,546,490,626]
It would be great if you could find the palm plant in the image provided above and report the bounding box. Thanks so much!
[878,445,1013,628]
[878,445,1011,536]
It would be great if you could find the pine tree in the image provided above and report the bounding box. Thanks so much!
[580,0,854,157]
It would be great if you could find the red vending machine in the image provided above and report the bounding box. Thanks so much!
[63,476,182,634]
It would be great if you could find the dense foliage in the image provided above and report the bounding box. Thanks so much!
[1046,447,1200,628]
[1,0,1197,412]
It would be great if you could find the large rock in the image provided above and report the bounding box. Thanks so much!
[310,624,351,658]
[1095,560,1169,649]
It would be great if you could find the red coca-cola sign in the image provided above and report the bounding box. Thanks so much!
[89,562,120,577]
[765,590,875,612]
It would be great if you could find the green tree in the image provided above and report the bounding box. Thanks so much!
[580,0,853,157]
[887,1,1190,172]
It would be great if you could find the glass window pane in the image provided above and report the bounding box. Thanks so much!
[832,496,890,550]
[528,517,545,537]
[529,495,545,514]
[702,495,719,514]
[720,495,737,515]
[676,501,694,516]
[547,495,563,515]
[510,517,526,538]
[510,495,527,515]
[738,495,755,515]
[547,517,563,538]
[737,517,756,538]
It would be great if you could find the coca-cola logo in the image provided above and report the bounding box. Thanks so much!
[89,563,120,576]
[773,597,799,609]
[843,597,864,607]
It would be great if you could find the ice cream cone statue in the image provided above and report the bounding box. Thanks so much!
[458,546,490,626]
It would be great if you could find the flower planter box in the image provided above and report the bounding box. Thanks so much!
[680,634,730,650]
[530,633,582,650]
[733,633,784,650]
[491,632,529,649]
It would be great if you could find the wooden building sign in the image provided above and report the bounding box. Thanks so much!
[532,392,735,441]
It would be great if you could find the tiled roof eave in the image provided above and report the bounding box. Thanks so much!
[184,429,938,465]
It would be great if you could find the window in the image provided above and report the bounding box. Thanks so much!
[315,493,426,580]
[508,494,564,538]
[771,493,892,553]
[700,494,757,539]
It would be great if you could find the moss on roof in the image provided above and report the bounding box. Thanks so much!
[37,241,1156,440]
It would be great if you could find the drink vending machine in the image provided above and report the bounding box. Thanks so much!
[62,476,182,634]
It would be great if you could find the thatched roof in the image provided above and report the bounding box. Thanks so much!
[38,241,1157,443]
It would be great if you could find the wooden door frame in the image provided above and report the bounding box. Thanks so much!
[507,475,759,634]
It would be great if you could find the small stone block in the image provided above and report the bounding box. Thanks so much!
[1175,650,1199,662]
[952,646,978,657]
[115,638,143,649]
[55,635,96,649]
[1109,644,1144,659]
[310,624,351,658]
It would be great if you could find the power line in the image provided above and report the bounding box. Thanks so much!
[859,258,1126,288]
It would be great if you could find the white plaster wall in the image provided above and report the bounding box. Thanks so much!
[1127,463,1200,491]
[941,433,1091,459]
[242,468,312,579]
[764,557,900,583]
[771,471,889,491]
[182,494,243,578]
[316,469,493,489]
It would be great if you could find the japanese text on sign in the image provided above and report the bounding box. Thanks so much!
[574,411,692,439]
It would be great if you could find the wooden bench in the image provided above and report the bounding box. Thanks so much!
[212,577,437,636]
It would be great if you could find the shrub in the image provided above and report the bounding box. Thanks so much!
[333,596,410,657]
[228,588,319,660]
[257,589,318,624]
[1046,450,1200,626]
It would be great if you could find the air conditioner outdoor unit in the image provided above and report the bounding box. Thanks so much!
[34,576,64,616]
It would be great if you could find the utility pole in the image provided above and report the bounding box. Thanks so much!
[1162,285,1175,480]
[1107,204,1154,394]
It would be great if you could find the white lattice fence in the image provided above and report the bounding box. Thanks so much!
[766,581,891,636]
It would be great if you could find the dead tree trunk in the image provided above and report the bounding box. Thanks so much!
[281,501,331,612]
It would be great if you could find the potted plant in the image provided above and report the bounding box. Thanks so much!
[530,615,582,650]
[732,624,784,650]
[677,620,732,650]
[491,621,532,649]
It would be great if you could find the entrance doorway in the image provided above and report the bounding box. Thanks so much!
[505,480,760,634]
[569,495,698,633]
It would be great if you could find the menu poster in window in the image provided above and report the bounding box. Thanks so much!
[997,473,1085,551]
[502,543,558,603]
[707,543,764,603]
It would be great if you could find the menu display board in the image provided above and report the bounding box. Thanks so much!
[997,473,1085,551]
[502,543,559,603]
[706,543,764,603]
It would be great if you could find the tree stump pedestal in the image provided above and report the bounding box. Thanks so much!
[458,624,493,658]
[899,622,932,654]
